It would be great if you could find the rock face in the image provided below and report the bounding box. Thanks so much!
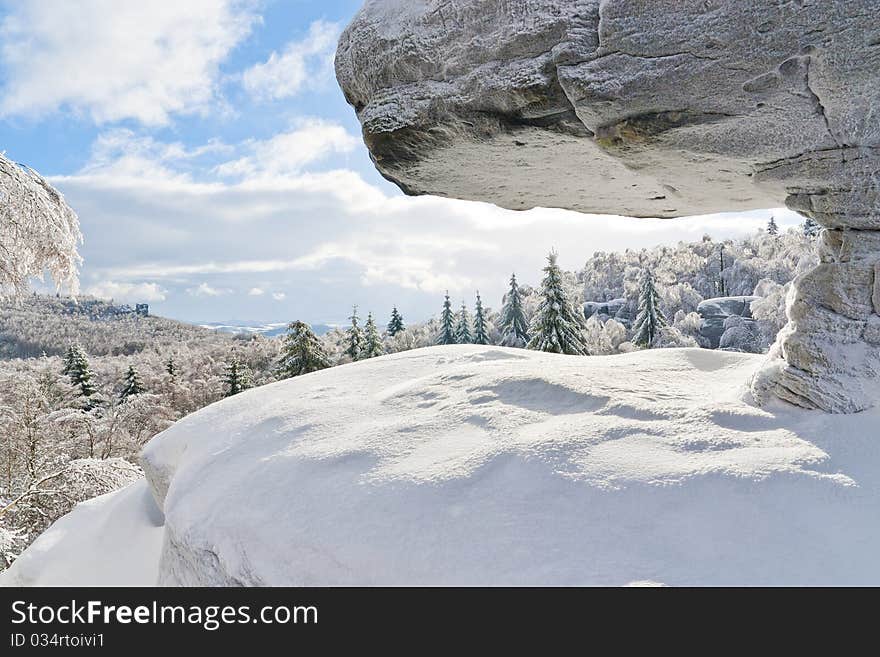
[698,296,758,349]
[336,0,880,412]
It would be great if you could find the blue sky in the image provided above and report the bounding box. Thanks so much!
[0,0,801,326]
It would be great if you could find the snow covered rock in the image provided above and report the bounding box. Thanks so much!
[336,1,880,412]
[6,346,880,586]
[697,296,759,349]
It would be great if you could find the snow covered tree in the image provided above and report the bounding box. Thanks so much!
[223,360,250,397]
[803,217,820,238]
[120,364,145,401]
[767,215,779,236]
[61,345,78,376]
[345,306,363,361]
[455,301,473,344]
[63,345,97,399]
[277,321,331,378]
[387,306,405,336]
[632,269,668,348]
[361,313,384,359]
[527,251,589,355]
[165,355,176,381]
[473,292,490,345]
[500,273,529,347]
[0,153,83,298]
[436,292,456,345]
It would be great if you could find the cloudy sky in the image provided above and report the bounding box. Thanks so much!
[0,0,801,326]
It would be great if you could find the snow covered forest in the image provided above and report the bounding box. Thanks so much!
[0,219,816,569]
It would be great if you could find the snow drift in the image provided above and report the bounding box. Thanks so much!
[4,346,880,586]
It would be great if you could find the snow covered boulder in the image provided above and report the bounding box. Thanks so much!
[697,296,759,349]
[6,346,880,586]
[336,1,880,412]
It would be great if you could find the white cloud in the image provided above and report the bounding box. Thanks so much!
[53,130,800,322]
[187,282,229,297]
[214,118,358,179]
[271,292,286,301]
[85,280,167,302]
[0,0,258,125]
[241,20,340,101]
[248,287,265,296]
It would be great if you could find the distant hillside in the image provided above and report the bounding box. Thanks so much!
[0,294,232,359]
[200,321,334,338]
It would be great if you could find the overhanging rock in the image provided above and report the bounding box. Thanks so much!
[336,0,880,413]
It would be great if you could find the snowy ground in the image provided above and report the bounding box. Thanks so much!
[3,345,879,586]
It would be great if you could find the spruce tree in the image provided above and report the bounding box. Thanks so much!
[345,305,364,361]
[64,345,97,398]
[500,273,529,347]
[527,251,589,355]
[632,269,668,348]
[61,345,78,376]
[361,313,384,359]
[455,301,473,344]
[120,364,145,401]
[223,360,251,397]
[803,217,820,238]
[165,355,176,382]
[436,292,456,345]
[387,306,405,336]
[767,215,779,236]
[473,292,490,345]
[277,321,332,378]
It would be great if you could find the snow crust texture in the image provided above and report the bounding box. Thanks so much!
[336,0,880,412]
[9,346,878,586]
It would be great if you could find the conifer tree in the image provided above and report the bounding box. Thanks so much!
[361,313,384,359]
[436,292,456,345]
[455,301,473,344]
[387,306,405,336]
[277,321,332,378]
[223,360,251,397]
[767,215,779,236]
[63,345,97,398]
[632,269,668,348]
[120,364,145,401]
[345,305,363,361]
[165,355,176,382]
[500,273,529,347]
[473,292,490,345]
[803,217,820,238]
[62,345,78,376]
[527,251,589,355]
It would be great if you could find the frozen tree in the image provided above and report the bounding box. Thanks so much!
[277,321,331,378]
[767,215,779,236]
[632,269,668,348]
[345,306,363,361]
[436,292,456,345]
[120,364,145,401]
[223,360,250,397]
[803,217,820,238]
[527,251,589,355]
[387,306,405,336]
[0,153,82,298]
[63,345,97,400]
[165,355,177,381]
[473,292,490,345]
[455,301,473,344]
[361,313,384,359]
[499,273,529,347]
